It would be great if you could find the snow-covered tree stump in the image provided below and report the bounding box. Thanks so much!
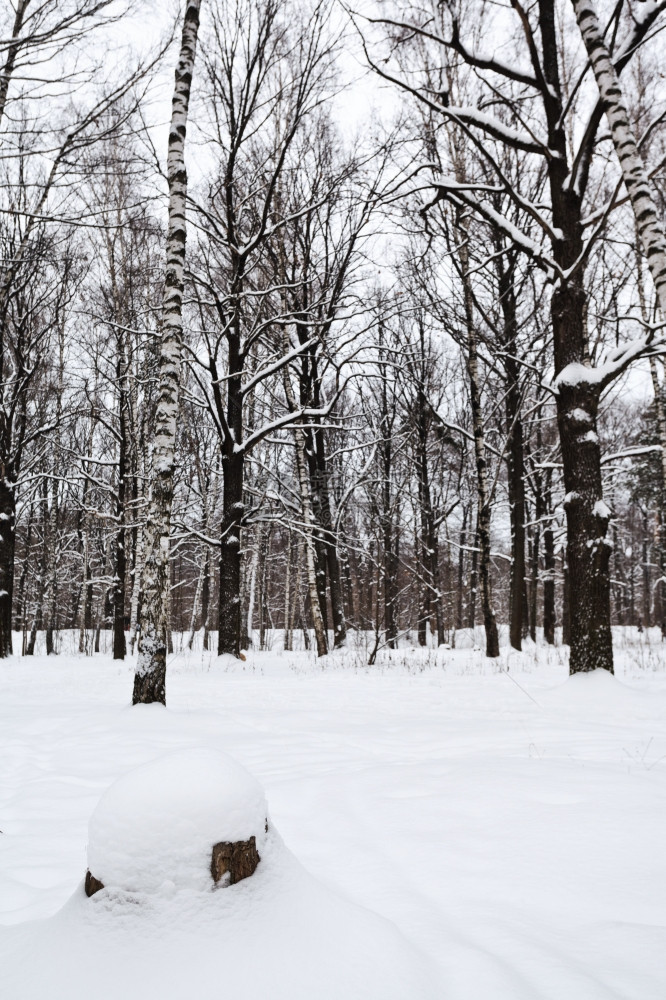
[85,836,261,896]
[84,749,267,897]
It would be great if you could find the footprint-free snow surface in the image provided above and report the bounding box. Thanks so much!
[1,629,666,999]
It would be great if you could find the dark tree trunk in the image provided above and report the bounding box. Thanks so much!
[543,469,556,644]
[414,362,441,647]
[113,355,127,660]
[642,509,651,628]
[0,473,15,657]
[468,524,478,632]
[562,554,571,646]
[300,339,341,645]
[26,478,49,656]
[384,518,399,648]
[378,356,399,648]
[258,527,270,651]
[340,538,355,626]
[556,381,612,672]
[457,222,499,657]
[15,503,32,643]
[529,523,540,643]
[478,511,499,657]
[312,533,329,638]
[456,508,466,631]
[496,249,525,652]
[508,411,526,651]
[311,429,346,647]
[201,544,211,650]
[218,451,243,657]
[540,0,613,673]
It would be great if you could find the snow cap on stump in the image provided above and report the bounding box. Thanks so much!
[86,748,267,894]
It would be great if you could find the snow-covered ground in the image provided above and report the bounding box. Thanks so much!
[2,629,666,998]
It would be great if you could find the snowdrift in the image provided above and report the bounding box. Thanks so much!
[1,748,438,1000]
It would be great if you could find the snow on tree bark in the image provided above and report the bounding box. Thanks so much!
[133,0,201,705]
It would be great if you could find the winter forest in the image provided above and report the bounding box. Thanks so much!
[2,0,666,997]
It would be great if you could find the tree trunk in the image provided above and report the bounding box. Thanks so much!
[134,0,201,704]
[283,531,292,651]
[561,553,571,646]
[26,477,49,656]
[497,254,526,652]
[0,473,16,657]
[458,227,499,657]
[293,437,328,657]
[556,379,612,671]
[0,0,29,129]
[650,360,666,614]
[128,523,143,656]
[113,351,128,660]
[307,428,346,647]
[456,508,466,631]
[571,0,666,312]
[282,337,328,657]
[218,450,243,657]
[529,522,540,643]
[258,527,270,650]
[642,508,651,629]
[527,0,611,673]
[542,469,556,645]
[187,560,205,650]
[468,523,478,632]
[201,542,211,650]
[245,539,259,650]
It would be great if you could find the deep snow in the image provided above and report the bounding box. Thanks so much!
[1,628,666,998]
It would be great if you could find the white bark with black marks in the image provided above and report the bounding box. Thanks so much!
[571,0,666,312]
[134,0,202,705]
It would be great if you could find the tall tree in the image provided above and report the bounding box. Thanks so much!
[134,0,202,704]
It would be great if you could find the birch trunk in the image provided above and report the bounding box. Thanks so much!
[0,0,29,130]
[129,523,143,656]
[246,541,259,649]
[134,0,201,704]
[650,360,666,613]
[571,0,666,312]
[187,561,204,650]
[636,229,666,619]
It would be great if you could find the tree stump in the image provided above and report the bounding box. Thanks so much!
[211,836,260,885]
[85,870,105,897]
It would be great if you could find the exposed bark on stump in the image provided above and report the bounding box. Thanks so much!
[85,871,105,897]
[211,836,260,885]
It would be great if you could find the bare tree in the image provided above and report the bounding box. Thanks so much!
[134,0,202,704]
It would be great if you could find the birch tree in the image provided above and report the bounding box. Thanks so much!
[570,0,666,312]
[133,0,201,705]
